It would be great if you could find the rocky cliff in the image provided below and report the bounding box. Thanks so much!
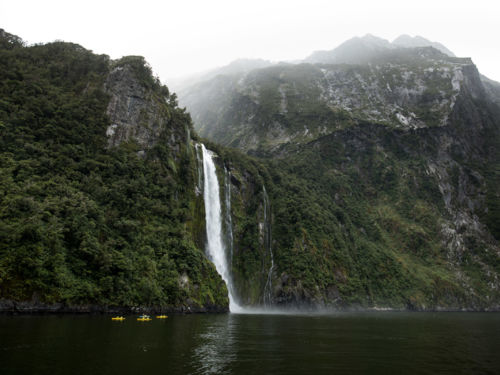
[104,56,189,160]
[179,46,484,155]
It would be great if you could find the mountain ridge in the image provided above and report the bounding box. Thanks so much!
[180,47,482,154]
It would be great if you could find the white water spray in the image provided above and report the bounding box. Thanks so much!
[201,145,243,312]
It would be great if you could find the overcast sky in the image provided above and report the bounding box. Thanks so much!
[1,0,499,84]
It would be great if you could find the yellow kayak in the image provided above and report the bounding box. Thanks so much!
[137,315,152,321]
[156,315,168,319]
[111,316,125,321]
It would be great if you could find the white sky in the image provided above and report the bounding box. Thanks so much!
[1,0,499,84]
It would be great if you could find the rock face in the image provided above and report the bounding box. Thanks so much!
[105,63,171,150]
[481,74,500,106]
[0,298,228,314]
[179,47,480,154]
[392,34,455,57]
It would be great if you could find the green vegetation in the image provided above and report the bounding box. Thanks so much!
[263,126,457,308]
[215,118,499,309]
[0,31,227,310]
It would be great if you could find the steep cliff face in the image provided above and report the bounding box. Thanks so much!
[481,75,500,106]
[265,108,499,310]
[104,56,189,160]
[105,64,165,149]
[221,157,272,305]
[180,47,481,154]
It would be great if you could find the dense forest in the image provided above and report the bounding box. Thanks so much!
[0,29,228,311]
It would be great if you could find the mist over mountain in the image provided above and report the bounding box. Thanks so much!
[178,35,476,154]
[305,34,395,64]
[304,34,455,64]
[168,58,274,93]
[172,34,458,93]
[392,34,456,56]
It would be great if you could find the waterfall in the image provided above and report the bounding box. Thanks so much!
[262,186,274,306]
[201,144,242,312]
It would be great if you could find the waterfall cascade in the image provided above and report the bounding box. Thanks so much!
[262,186,274,306]
[201,144,242,312]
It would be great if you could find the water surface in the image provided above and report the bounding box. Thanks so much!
[1,312,499,374]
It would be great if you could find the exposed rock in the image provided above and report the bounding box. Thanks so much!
[104,64,170,150]
[179,44,483,155]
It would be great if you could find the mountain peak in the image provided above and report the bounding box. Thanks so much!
[359,34,393,47]
[392,34,455,56]
[305,33,457,64]
[305,34,393,64]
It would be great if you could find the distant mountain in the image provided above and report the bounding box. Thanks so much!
[305,34,456,64]
[305,34,395,64]
[179,34,479,154]
[168,58,273,93]
[392,34,455,57]
[211,58,274,76]
[181,47,476,153]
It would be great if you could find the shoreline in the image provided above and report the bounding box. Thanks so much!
[0,299,228,315]
[1,299,498,315]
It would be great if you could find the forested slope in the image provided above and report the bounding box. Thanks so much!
[0,29,228,312]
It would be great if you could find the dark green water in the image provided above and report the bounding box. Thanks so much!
[0,312,499,374]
